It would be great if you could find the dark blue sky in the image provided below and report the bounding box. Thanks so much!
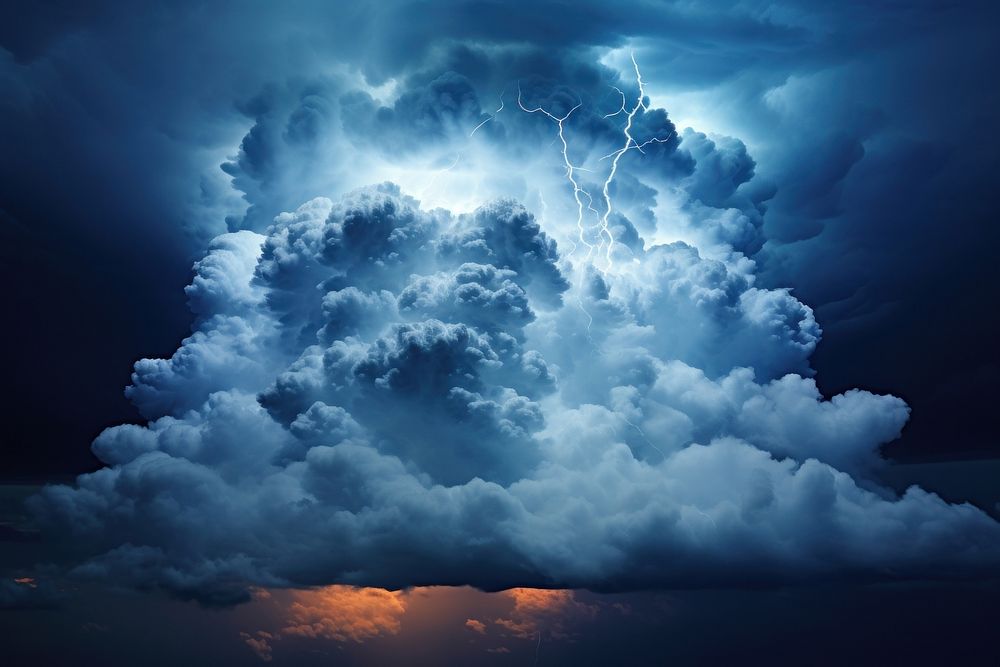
[2,2,999,664]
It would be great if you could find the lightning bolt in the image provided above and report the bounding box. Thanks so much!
[517,86,600,342]
[517,84,595,265]
[518,52,664,274]
[514,56,674,458]
[469,89,506,137]
[620,413,666,461]
[608,412,665,462]
[603,86,626,119]
[595,53,671,272]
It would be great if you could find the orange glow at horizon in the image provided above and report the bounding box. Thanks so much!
[282,585,409,642]
[240,584,622,662]
[496,587,599,640]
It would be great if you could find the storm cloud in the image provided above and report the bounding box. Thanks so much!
[30,171,998,600]
[6,1,998,483]
[3,0,997,607]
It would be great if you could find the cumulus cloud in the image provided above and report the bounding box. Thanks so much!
[494,588,598,641]
[240,631,274,662]
[29,164,1000,601]
[16,10,1000,600]
[5,0,999,509]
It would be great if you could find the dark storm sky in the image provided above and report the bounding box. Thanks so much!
[1,1,997,479]
[2,4,1000,666]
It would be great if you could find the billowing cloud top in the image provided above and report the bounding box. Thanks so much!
[18,28,999,604]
